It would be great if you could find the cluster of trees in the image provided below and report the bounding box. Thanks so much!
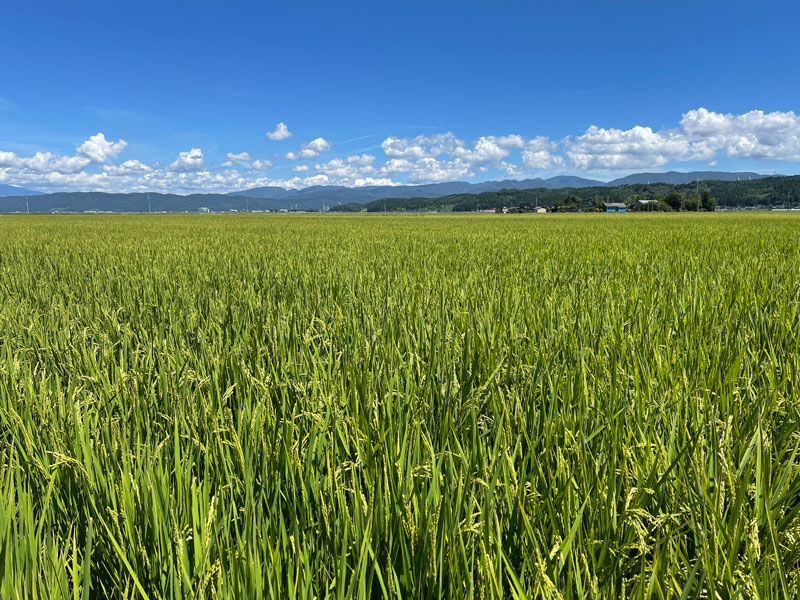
[626,190,717,212]
[330,175,800,213]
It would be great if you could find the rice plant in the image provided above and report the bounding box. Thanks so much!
[0,213,798,598]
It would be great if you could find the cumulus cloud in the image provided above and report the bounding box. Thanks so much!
[306,149,471,185]
[286,137,332,159]
[680,108,800,160]
[0,150,91,174]
[251,159,272,170]
[76,133,128,163]
[102,159,153,175]
[451,135,525,169]
[521,137,565,169]
[565,125,691,169]
[354,177,398,187]
[565,108,800,169]
[307,137,331,153]
[266,122,293,140]
[266,174,331,189]
[378,133,549,181]
[0,145,326,194]
[5,107,800,194]
[315,154,375,178]
[381,133,464,159]
[384,156,473,183]
[168,148,205,172]
[226,152,254,162]
[377,132,563,181]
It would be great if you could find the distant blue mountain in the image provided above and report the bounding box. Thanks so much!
[0,183,45,197]
[231,176,607,206]
[606,171,769,186]
[1,171,779,212]
[232,172,773,205]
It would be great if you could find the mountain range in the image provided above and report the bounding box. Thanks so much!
[0,171,773,212]
[0,183,45,197]
[227,171,770,208]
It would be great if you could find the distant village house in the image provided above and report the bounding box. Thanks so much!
[603,202,626,213]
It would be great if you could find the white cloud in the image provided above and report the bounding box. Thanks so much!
[307,137,331,152]
[381,136,430,159]
[381,133,464,159]
[266,174,331,189]
[565,108,800,170]
[301,174,331,186]
[353,177,398,187]
[226,152,254,162]
[521,150,565,169]
[314,154,375,178]
[286,137,332,159]
[168,148,205,172]
[77,133,128,163]
[266,122,293,141]
[521,137,565,169]
[0,150,91,174]
[680,108,800,160]
[380,158,414,173]
[380,133,552,178]
[566,125,690,169]
[5,107,800,194]
[387,157,473,183]
[378,133,553,180]
[102,159,153,175]
[251,159,272,170]
[451,135,525,168]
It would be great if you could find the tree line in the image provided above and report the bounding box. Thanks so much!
[330,175,800,213]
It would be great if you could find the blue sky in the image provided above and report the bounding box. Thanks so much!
[1,0,799,193]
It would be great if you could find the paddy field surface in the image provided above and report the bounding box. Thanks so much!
[1,213,799,598]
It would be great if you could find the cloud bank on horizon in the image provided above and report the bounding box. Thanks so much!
[1,108,799,194]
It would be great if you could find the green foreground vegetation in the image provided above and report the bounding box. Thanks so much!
[1,213,799,598]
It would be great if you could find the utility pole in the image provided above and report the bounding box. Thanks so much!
[246,196,249,213]
[26,195,29,215]
[148,193,151,214]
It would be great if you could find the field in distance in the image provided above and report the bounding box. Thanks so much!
[1,213,798,598]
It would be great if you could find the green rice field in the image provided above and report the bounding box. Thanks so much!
[1,213,799,598]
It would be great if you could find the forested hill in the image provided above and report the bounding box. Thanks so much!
[331,175,800,212]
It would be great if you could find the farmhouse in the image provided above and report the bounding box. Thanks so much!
[603,202,627,213]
